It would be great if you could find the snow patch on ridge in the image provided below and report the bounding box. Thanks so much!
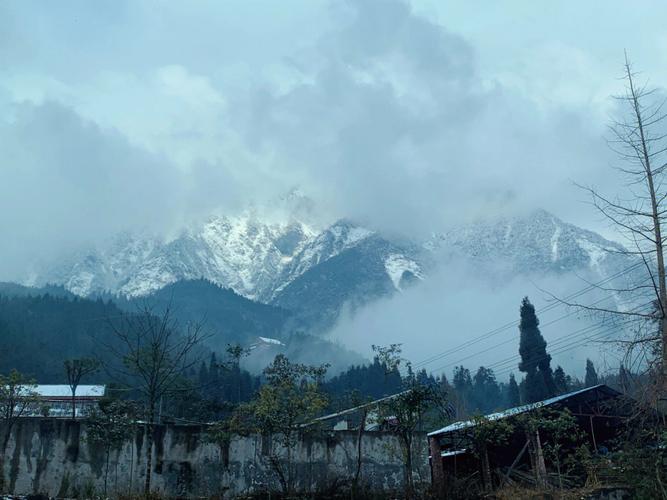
[384,254,422,291]
[325,224,374,251]
[65,271,96,297]
[551,226,561,262]
[576,238,607,271]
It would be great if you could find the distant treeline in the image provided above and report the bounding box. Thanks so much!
[0,289,637,423]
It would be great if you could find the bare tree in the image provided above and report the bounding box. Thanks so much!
[565,53,667,403]
[86,400,137,497]
[373,345,452,499]
[240,354,329,496]
[64,358,100,419]
[0,370,37,490]
[106,304,207,495]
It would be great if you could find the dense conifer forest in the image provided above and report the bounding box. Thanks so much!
[0,289,623,421]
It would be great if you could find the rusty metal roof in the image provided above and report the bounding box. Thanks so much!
[428,384,621,437]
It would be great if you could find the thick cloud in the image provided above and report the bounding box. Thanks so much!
[1,0,666,272]
[0,100,245,278]
[237,0,614,237]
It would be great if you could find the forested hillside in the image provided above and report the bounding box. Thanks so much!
[0,283,363,382]
[111,278,291,349]
[0,293,121,381]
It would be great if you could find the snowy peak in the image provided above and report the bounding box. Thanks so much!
[35,214,317,299]
[119,214,320,300]
[428,209,628,276]
[384,253,423,291]
[31,214,398,303]
[34,233,160,297]
[269,220,376,298]
[29,208,635,333]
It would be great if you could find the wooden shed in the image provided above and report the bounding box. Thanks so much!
[428,384,636,492]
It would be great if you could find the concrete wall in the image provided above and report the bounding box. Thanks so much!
[1,418,429,498]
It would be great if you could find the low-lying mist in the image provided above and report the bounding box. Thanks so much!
[328,258,629,381]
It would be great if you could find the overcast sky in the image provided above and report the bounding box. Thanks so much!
[2,0,667,277]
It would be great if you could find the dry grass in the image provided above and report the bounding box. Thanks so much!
[491,485,631,500]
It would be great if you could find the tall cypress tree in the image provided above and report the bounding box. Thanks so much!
[585,359,599,387]
[518,297,557,402]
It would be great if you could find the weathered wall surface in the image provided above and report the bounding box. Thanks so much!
[1,419,429,498]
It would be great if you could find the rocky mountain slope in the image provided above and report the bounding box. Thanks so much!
[27,209,639,332]
[427,209,634,280]
[34,216,419,294]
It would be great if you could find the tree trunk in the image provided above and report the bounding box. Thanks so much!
[237,366,242,405]
[481,444,492,492]
[104,445,111,497]
[286,439,293,496]
[352,410,368,498]
[0,446,5,492]
[403,434,414,500]
[626,61,667,395]
[1,428,12,492]
[144,408,155,496]
[71,388,76,420]
[269,454,288,495]
[643,111,667,393]
[534,430,547,488]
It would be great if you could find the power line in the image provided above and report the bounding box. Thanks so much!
[490,300,651,371]
[429,300,651,377]
[485,305,646,373]
[493,318,642,378]
[417,294,615,371]
[413,262,643,369]
[492,316,644,377]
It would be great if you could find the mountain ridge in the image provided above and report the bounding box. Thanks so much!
[26,209,639,333]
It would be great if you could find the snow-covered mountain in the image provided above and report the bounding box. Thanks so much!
[31,214,422,302]
[28,209,639,331]
[426,209,634,280]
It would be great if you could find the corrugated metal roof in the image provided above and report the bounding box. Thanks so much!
[428,384,618,437]
[308,390,411,424]
[32,385,105,398]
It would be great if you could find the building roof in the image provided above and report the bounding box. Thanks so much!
[32,385,106,398]
[309,390,411,425]
[428,384,621,437]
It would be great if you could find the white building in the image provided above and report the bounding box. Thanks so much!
[27,385,106,417]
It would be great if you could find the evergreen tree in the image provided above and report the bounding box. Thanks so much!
[553,365,571,394]
[438,374,452,394]
[585,359,599,387]
[472,367,501,414]
[197,361,208,389]
[518,297,557,402]
[324,358,403,405]
[507,373,521,407]
[452,366,473,415]
[453,366,473,393]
